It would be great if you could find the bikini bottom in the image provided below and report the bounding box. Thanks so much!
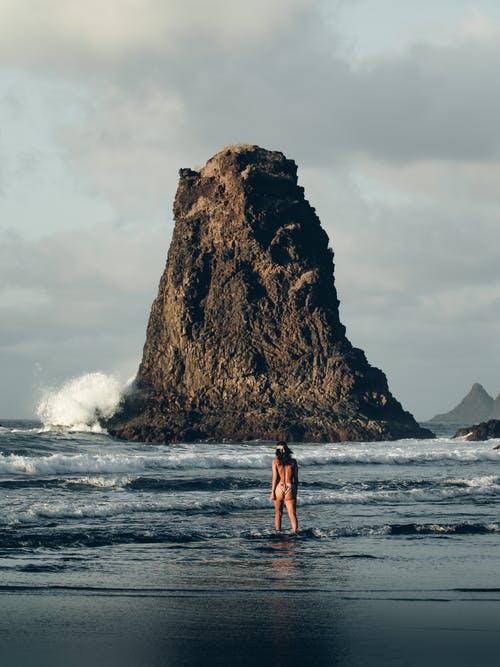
[277,482,295,499]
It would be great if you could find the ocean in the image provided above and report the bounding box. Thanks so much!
[0,418,499,666]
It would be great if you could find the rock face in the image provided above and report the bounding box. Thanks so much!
[492,393,500,419]
[454,419,500,441]
[429,383,495,424]
[107,145,433,443]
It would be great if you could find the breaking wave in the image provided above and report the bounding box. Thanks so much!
[1,442,499,478]
[36,372,126,432]
[2,520,498,550]
[2,474,498,528]
[302,522,500,538]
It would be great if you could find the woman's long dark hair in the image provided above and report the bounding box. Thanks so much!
[276,441,293,465]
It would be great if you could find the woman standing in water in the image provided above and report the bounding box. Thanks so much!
[270,441,299,534]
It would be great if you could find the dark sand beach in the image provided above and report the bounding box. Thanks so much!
[2,578,499,666]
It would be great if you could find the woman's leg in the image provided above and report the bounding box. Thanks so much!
[273,498,284,530]
[285,499,298,534]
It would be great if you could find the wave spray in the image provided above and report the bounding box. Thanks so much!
[36,372,125,432]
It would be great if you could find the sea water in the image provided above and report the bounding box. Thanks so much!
[0,412,499,666]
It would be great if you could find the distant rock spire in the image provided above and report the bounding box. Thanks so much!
[429,382,494,424]
[107,145,433,442]
[491,392,500,419]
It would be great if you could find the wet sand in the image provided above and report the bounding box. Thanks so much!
[1,586,499,667]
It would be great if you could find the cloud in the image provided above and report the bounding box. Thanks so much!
[0,221,169,415]
[302,164,500,315]
[0,0,315,69]
[92,14,500,172]
[297,161,500,418]
[352,38,500,162]
[0,285,50,310]
[456,12,500,42]
[3,1,500,170]
[360,158,500,207]
[9,1,500,213]
[64,85,194,217]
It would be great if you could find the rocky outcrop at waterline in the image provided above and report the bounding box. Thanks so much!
[106,145,433,443]
[454,419,500,442]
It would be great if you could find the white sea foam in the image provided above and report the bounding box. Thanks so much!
[36,372,126,432]
[446,475,500,490]
[0,451,147,475]
[0,449,273,476]
[1,440,499,478]
[65,475,130,489]
[295,442,500,466]
[0,492,268,525]
[2,473,498,527]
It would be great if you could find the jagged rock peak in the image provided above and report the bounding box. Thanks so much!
[181,145,296,184]
[429,382,494,424]
[470,382,491,395]
[201,143,292,173]
[107,145,433,443]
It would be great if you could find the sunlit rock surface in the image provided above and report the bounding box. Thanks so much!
[107,145,433,443]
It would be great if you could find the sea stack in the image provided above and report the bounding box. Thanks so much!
[429,383,494,424]
[107,145,432,443]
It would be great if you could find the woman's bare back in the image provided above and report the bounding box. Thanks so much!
[276,459,297,486]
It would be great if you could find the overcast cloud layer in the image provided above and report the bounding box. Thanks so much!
[1,1,500,419]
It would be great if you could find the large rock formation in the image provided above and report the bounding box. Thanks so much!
[107,145,433,443]
[429,383,495,424]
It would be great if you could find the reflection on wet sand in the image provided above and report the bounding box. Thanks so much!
[270,537,299,577]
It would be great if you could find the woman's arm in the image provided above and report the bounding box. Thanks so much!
[269,459,279,500]
[293,460,299,498]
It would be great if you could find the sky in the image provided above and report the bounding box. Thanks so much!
[1,0,500,421]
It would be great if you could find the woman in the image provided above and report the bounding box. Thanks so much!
[269,441,299,534]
